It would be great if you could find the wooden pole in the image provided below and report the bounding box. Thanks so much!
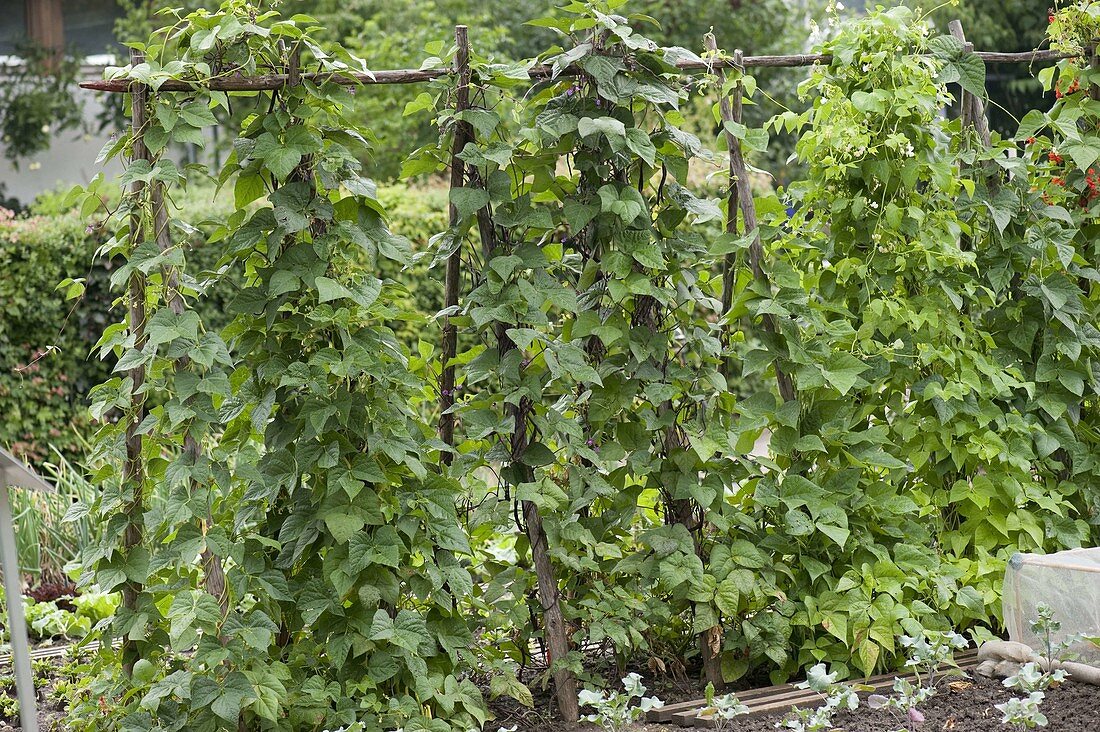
[948,20,992,148]
[78,49,1074,94]
[705,35,795,404]
[24,0,64,56]
[716,46,742,323]
[692,34,735,689]
[489,236,580,721]
[121,49,149,676]
[520,475,579,721]
[439,26,471,461]
[948,19,998,250]
[493,271,579,720]
[465,117,580,727]
[426,25,577,721]
[288,44,301,88]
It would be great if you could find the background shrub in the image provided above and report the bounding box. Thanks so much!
[0,184,235,464]
[0,207,113,463]
[376,183,448,348]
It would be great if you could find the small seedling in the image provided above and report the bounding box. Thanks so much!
[703,682,749,730]
[996,691,1048,729]
[997,604,1073,730]
[1003,662,1066,695]
[867,676,934,731]
[1031,603,1076,664]
[864,628,967,730]
[578,672,664,732]
[32,658,55,682]
[900,629,968,688]
[0,694,17,720]
[776,664,860,732]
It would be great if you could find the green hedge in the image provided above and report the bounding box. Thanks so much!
[0,183,236,463]
[0,208,113,463]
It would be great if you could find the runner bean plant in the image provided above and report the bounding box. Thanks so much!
[59,0,1100,729]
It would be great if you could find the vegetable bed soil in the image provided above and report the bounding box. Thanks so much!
[739,675,1098,732]
[498,673,1100,732]
[1,658,1096,729]
[0,653,75,731]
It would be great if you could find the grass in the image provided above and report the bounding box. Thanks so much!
[9,449,97,585]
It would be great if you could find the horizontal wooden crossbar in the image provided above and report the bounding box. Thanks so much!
[78,48,1074,94]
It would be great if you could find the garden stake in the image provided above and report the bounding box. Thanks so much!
[440,26,578,719]
[440,25,472,460]
[288,43,301,88]
[503,275,580,722]
[710,39,741,342]
[948,19,998,245]
[467,133,581,726]
[0,449,54,732]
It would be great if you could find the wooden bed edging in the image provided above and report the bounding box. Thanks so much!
[649,649,980,727]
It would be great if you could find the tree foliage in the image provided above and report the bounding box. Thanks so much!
[0,43,85,165]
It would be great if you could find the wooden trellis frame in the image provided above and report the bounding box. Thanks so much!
[705,35,796,403]
[949,21,992,147]
[115,50,232,678]
[84,23,1081,721]
[439,26,471,461]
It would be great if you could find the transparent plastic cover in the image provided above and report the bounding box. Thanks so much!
[1003,548,1100,662]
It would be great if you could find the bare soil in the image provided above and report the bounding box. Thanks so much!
[824,674,1100,732]
[3,659,1097,730]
